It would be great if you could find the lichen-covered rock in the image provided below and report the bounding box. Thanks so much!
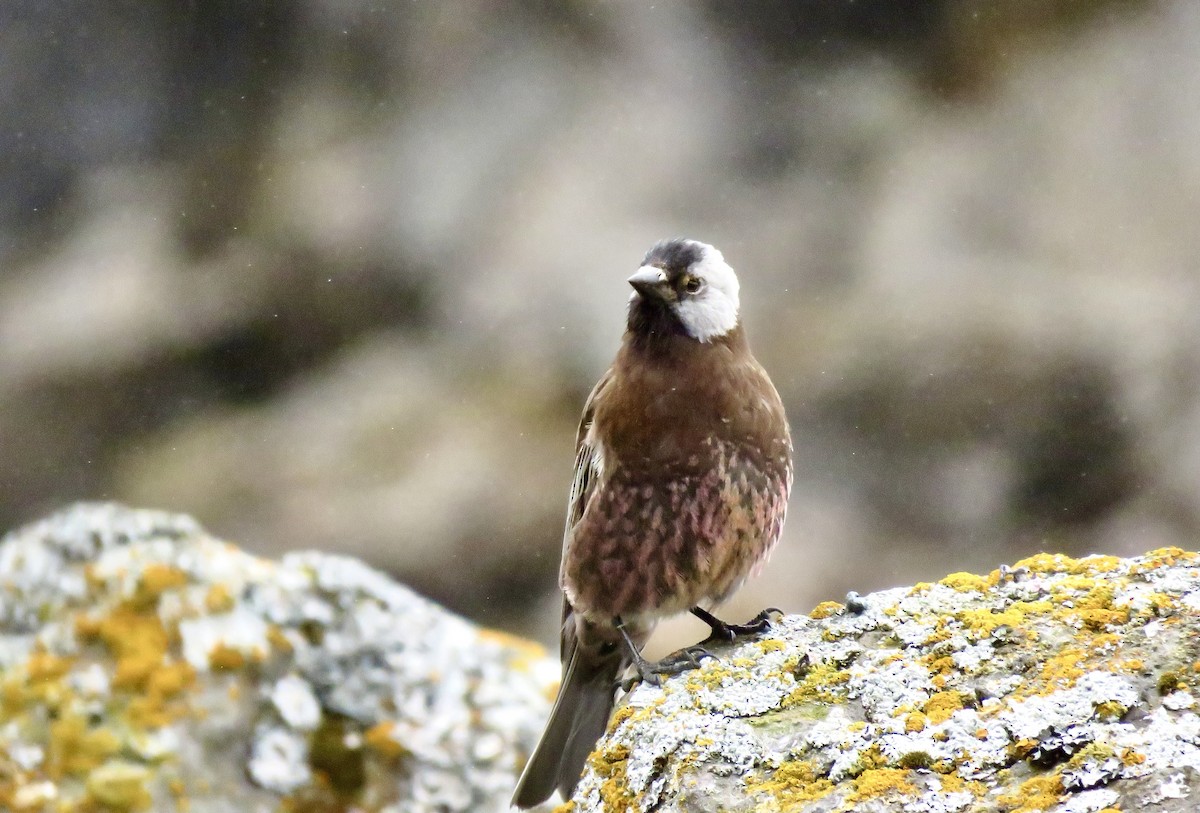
[0,503,555,812]
[571,548,1200,812]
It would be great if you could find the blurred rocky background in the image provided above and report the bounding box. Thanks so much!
[2,0,1198,652]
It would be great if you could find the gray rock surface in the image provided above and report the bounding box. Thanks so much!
[570,547,1200,812]
[0,503,555,812]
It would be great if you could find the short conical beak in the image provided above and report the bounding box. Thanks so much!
[628,266,669,299]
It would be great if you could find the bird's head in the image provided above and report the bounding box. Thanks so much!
[627,239,740,343]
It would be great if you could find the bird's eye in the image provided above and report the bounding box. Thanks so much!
[683,276,704,294]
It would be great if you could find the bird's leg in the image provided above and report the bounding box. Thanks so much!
[615,616,711,691]
[691,606,782,645]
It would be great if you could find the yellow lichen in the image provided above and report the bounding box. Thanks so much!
[996,773,1064,813]
[847,767,916,803]
[204,584,236,614]
[1036,648,1085,689]
[1078,608,1129,631]
[1121,747,1146,766]
[1065,742,1117,772]
[940,572,991,593]
[26,651,73,683]
[905,712,928,732]
[922,691,965,725]
[86,760,152,811]
[590,743,634,812]
[208,643,252,671]
[1094,699,1128,721]
[127,660,196,728]
[364,721,407,760]
[958,606,1027,637]
[809,601,844,620]
[47,714,121,778]
[81,605,171,692]
[782,662,850,706]
[138,563,189,598]
[745,759,835,809]
[1008,739,1038,761]
[266,625,295,654]
[1013,552,1080,574]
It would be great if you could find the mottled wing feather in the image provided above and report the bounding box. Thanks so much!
[564,368,612,551]
[559,368,613,649]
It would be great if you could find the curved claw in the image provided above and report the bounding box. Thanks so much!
[693,606,783,645]
[618,645,717,692]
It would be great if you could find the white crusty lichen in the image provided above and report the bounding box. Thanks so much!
[0,502,554,813]
[570,548,1200,813]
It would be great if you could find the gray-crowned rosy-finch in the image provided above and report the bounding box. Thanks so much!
[512,239,792,807]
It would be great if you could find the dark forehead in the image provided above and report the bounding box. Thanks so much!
[642,239,703,271]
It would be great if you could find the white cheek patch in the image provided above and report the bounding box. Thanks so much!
[675,242,741,342]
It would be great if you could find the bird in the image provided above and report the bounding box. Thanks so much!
[511,238,793,808]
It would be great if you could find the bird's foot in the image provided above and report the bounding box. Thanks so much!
[619,645,716,691]
[693,606,783,645]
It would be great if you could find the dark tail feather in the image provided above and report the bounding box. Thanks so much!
[511,641,621,808]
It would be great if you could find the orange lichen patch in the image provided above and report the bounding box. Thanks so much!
[86,760,153,811]
[1138,592,1177,617]
[82,606,171,692]
[1008,738,1038,761]
[1073,583,1116,611]
[26,651,73,683]
[905,712,928,732]
[939,772,986,797]
[21,651,74,707]
[364,721,407,760]
[1120,747,1146,766]
[46,714,121,779]
[140,564,189,596]
[758,638,787,654]
[1115,657,1144,673]
[1077,555,1122,574]
[745,759,836,809]
[782,662,850,706]
[266,625,295,654]
[923,691,966,725]
[1013,553,1081,574]
[1131,547,1195,573]
[1016,552,1124,577]
[847,767,916,803]
[204,584,236,614]
[589,743,634,812]
[996,773,1064,813]
[1094,699,1128,720]
[1036,648,1086,689]
[551,802,577,813]
[168,777,191,812]
[923,654,957,689]
[609,704,636,731]
[1079,608,1129,631]
[809,601,844,620]
[922,624,954,646]
[127,661,196,728]
[208,644,248,671]
[958,606,1027,638]
[940,572,992,593]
